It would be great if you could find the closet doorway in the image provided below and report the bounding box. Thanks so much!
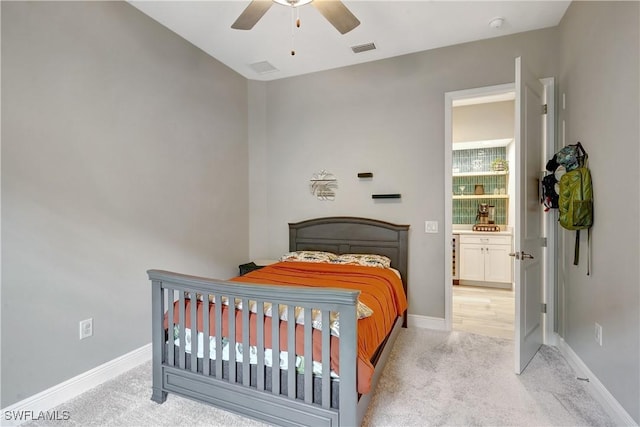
[448,86,517,340]
[445,65,556,374]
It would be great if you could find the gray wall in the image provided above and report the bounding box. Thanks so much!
[249,28,558,319]
[2,1,637,423]
[248,3,639,420]
[557,1,639,422]
[453,100,515,143]
[1,1,248,407]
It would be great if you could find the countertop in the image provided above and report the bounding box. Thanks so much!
[452,228,513,236]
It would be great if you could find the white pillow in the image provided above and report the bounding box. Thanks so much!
[333,253,391,269]
[280,251,337,263]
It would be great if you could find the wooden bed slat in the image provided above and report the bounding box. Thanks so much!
[271,303,280,395]
[202,295,210,376]
[178,291,186,370]
[242,297,250,386]
[189,292,197,372]
[167,288,175,367]
[256,300,265,391]
[321,309,331,408]
[228,294,237,383]
[287,305,296,399]
[214,295,222,378]
[303,307,313,404]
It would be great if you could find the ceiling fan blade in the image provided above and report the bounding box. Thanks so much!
[231,0,273,30]
[312,0,360,34]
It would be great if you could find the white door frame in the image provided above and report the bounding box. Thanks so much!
[444,81,556,344]
[541,77,557,346]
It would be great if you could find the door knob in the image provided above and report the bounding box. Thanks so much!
[521,251,534,259]
[509,251,534,260]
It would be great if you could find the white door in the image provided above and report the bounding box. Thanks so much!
[514,56,545,374]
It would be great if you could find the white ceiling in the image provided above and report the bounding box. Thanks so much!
[129,0,571,81]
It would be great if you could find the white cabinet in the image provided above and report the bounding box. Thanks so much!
[459,243,485,281]
[459,234,512,285]
[484,243,513,283]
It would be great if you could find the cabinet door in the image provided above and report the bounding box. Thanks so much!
[484,244,512,283]
[459,244,485,281]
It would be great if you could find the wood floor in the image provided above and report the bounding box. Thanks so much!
[452,284,515,340]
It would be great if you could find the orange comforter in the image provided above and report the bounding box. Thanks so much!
[166,262,407,394]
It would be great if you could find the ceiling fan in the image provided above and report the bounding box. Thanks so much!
[231,0,361,35]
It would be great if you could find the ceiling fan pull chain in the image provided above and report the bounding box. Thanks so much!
[290,6,296,56]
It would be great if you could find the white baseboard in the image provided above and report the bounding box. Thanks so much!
[1,343,152,427]
[408,314,447,330]
[556,337,637,426]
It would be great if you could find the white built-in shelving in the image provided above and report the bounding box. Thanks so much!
[452,171,508,177]
[452,194,509,200]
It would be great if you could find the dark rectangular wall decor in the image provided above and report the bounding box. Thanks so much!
[372,194,401,199]
[357,172,373,178]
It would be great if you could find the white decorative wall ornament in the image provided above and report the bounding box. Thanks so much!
[310,170,337,201]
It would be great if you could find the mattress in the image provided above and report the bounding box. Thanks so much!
[172,326,339,378]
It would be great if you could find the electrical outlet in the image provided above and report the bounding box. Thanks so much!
[425,221,438,233]
[595,322,602,346]
[79,318,93,340]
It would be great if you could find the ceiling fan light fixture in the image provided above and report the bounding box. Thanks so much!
[231,0,360,35]
[273,0,313,7]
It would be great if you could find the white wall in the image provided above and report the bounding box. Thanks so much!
[1,1,248,407]
[452,101,515,143]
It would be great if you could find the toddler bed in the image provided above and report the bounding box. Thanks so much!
[149,217,409,426]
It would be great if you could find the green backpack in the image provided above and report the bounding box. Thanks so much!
[557,143,593,274]
[559,166,593,230]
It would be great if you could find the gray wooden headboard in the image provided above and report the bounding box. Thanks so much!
[288,216,410,306]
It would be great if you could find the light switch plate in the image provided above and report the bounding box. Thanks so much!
[425,221,438,233]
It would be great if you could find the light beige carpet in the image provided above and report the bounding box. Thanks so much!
[27,328,617,426]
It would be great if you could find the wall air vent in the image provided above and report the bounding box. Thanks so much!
[249,61,279,74]
[351,42,376,54]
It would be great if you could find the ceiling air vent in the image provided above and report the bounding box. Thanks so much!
[249,61,279,74]
[351,42,376,54]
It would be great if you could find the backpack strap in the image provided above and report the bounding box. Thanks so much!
[573,229,580,266]
[576,141,589,167]
[575,229,592,275]
[587,228,591,276]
